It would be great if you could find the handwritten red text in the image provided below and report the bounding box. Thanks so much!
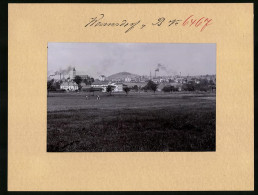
[182,15,213,32]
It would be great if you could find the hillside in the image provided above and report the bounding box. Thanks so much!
[107,72,140,80]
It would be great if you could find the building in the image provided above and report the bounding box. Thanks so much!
[69,68,90,80]
[123,82,148,88]
[72,68,76,79]
[99,75,106,81]
[91,81,126,92]
[91,80,109,92]
[111,83,124,92]
[125,77,131,82]
[60,81,79,91]
[152,78,159,83]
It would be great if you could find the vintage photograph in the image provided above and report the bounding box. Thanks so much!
[47,43,216,152]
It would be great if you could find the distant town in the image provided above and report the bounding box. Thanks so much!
[47,66,216,93]
[47,43,216,152]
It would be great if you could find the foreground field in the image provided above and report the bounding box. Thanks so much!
[47,92,215,152]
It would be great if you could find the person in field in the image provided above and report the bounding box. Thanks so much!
[85,95,88,100]
[97,95,100,100]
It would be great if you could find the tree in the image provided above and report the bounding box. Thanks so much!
[123,86,131,95]
[174,87,179,92]
[170,86,176,92]
[162,86,170,92]
[209,79,215,86]
[200,78,209,85]
[162,85,177,93]
[54,80,62,90]
[142,85,148,92]
[211,86,216,92]
[162,85,175,93]
[73,76,82,85]
[83,78,90,85]
[145,80,158,94]
[106,85,115,95]
[182,83,195,91]
[152,85,158,94]
[47,79,54,95]
[198,79,210,92]
[83,77,95,85]
[132,85,139,92]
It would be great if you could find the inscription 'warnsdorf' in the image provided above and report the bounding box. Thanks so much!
[84,14,213,33]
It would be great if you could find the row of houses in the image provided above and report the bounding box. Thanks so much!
[60,81,79,91]
[59,77,212,92]
[60,80,126,92]
[89,81,124,92]
[59,80,184,92]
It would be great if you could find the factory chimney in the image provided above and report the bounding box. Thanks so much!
[155,68,159,78]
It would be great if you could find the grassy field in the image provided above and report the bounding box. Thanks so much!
[47,91,215,152]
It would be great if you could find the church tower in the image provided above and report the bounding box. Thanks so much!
[72,67,76,79]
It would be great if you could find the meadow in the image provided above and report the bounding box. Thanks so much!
[47,91,215,152]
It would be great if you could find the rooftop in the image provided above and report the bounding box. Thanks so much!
[61,81,78,86]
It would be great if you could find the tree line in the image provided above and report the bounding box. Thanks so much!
[48,77,215,95]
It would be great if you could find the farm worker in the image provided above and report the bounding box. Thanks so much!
[97,95,100,100]
[85,95,88,100]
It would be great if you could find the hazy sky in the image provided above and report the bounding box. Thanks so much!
[48,43,216,78]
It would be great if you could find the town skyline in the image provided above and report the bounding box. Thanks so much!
[48,67,216,81]
[48,43,216,78]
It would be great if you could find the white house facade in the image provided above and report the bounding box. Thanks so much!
[111,83,124,92]
[60,81,79,91]
[99,75,106,81]
[91,81,109,92]
[91,81,125,92]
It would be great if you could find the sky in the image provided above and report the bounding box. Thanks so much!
[48,42,216,78]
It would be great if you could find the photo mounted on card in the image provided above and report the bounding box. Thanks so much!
[47,43,216,152]
[8,3,253,191]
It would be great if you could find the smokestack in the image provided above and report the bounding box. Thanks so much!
[154,68,159,78]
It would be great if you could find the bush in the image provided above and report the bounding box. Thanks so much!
[132,85,139,92]
[182,83,195,91]
[123,86,131,95]
[144,80,158,93]
[162,85,176,92]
